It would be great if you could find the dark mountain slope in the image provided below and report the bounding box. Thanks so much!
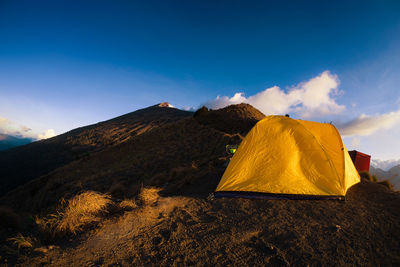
[1,117,243,214]
[1,104,263,213]
[0,103,192,196]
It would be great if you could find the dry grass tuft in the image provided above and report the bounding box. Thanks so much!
[359,171,372,181]
[138,187,161,206]
[56,191,114,234]
[36,191,115,237]
[119,199,138,211]
[7,233,34,249]
[359,171,378,182]
[0,206,21,229]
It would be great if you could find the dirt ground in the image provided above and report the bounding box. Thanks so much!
[4,179,398,267]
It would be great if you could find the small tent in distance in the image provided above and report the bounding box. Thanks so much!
[215,115,360,200]
[348,150,371,173]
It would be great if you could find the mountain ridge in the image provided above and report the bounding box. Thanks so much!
[1,103,262,213]
[0,134,33,151]
[0,103,192,196]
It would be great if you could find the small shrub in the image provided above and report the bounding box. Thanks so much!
[137,187,161,206]
[359,171,377,182]
[7,233,34,249]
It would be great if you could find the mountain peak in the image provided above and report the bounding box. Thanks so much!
[158,102,174,108]
[194,103,265,135]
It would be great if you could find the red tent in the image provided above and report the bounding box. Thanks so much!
[348,150,371,172]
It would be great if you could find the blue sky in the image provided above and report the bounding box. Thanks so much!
[1,1,400,167]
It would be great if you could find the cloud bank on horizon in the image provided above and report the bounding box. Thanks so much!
[337,110,400,137]
[0,117,32,137]
[204,71,400,138]
[0,117,56,140]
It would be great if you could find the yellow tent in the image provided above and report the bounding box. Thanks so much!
[215,115,360,199]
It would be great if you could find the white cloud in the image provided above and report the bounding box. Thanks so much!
[1,116,55,140]
[0,116,32,137]
[371,158,400,171]
[38,129,56,140]
[337,109,400,137]
[21,126,32,132]
[205,71,345,118]
[0,117,12,134]
[182,106,196,111]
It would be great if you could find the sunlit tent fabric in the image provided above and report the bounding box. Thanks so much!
[215,115,360,199]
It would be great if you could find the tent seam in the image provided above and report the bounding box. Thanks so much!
[330,124,346,193]
[291,119,342,193]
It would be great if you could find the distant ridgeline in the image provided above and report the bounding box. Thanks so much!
[0,134,33,151]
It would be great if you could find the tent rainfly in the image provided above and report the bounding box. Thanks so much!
[215,115,360,200]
